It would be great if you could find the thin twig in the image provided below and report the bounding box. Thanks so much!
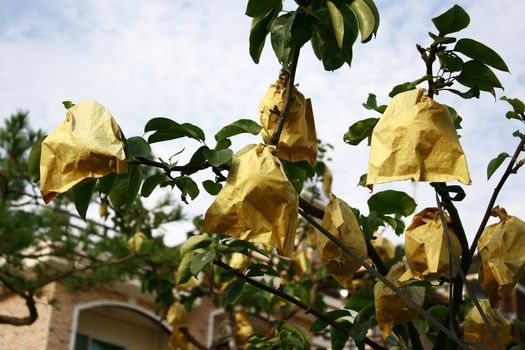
[469,133,525,258]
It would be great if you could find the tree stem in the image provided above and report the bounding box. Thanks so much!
[269,48,301,146]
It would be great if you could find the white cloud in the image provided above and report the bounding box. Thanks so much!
[1,0,524,245]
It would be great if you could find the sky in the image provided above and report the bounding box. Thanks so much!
[1,0,524,246]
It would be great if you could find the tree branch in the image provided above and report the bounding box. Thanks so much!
[469,133,525,258]
[213,259,385,350]
[180,327,210,350]
[269,49,301,146]
[299,209,468,349]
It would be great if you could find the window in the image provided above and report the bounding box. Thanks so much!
[75,334,125,350]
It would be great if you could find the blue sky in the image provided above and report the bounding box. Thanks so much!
[1,0,524,245]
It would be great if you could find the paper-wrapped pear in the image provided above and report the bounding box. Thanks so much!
[399,208,462,282]
[317,194,367,290]
[203,144,298,257]
[40,100,127,203]
[371,232,395,261]
[367,89,471,186]
[374,262,426,339]
[259,74,317,165]
[461,299,511,350]
[478,207,525,307]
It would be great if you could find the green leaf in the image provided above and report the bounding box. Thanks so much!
[97,173,117,194]
[62,101,75,109]
[350,0,379,43]
[145,117,205,143]
[445,87,480,99]
[389,75,431,98]
[109,177,128,209]
[249,8,280,63]
[357,173,367,188]
[456,60,503,93]
[177,252,194,284]
[141,173,166,197]
[215,119,262,141]
[362,93,386,113]
[432,4,470,36]
[327,1,344,49]
[126,164,142,207]
[174,176,200,200]
[310,318,329,333]
[182,146,207,176]
[343,117,378,146]
[454,38,509,72]
[190,249,216,275]
[203,148,233,167]
[311,10,346,71]
[501,96,525,115]
[350,320,370,344]
[126,136,151,159]
[224,278,246,305]
[487,152,509,179]
[28,136,46,182]
[331,327,350,350]
[271,12,296,68]
[437,51,463,72]
[246,263,280,277]
[202,180,222,195]
[245,0,280,18]
[346,287,374,311]
[73,180,96,220]
[393,324,410,346]
[446,105,463,129]
[428,32,456,44]
[513,130,524,139]
[215,138,232,151]
[281,160,313,193]
[368,190,416,217]
[389,81,416,97]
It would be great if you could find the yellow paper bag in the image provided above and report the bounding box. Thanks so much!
[40,100,127,203]
[203,144,298,257]
[478,207,525,307]
[461,299,511,350]
[168,328,192,350]
[374,262,425,339]
[259,74,317,165]
[234,310,254,343]
[167,302,188,327]
[399,208,462,282]
[317,194,367,290]
[367,89,471,186]
[371,233,396,261]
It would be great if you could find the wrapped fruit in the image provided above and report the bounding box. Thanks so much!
[259,73,317,165]
[478,207,525,307]
[40,100,127,203]
[203,144,298,257]
[399,208,461,282]
[317,194,367,290]
[371,232,395,261]
[461,299,511,350]
[367,89,471,186]
[374,262,426,339]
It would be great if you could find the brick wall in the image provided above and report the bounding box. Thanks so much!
[0,283,55,350]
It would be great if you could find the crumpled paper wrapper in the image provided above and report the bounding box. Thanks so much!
[259,74,317,165]
[461,299,511,350]
[167,302,188,327]
[478,207,525,307]
[371,233,396,261]
[374,262,426,339]
[168,328,192,350]
[40,100,127,203]
[399,208,462,282]
[203,144,298,257]
[367,89,471,186]
[234,310,254,343]
[317,194,367,290]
